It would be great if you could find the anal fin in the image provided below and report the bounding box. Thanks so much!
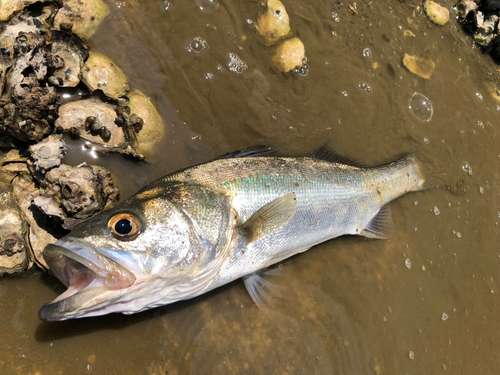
[360,204,395,239]
[239,192,297,243]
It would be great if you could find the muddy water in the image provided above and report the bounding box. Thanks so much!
[2,0,500,373]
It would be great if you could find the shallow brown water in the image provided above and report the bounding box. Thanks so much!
[2,0,500,373]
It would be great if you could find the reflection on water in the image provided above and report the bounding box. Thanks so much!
[2,0,500,373]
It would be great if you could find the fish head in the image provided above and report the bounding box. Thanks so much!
[39,184,226,321]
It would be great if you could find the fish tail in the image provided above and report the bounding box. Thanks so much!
[401,154,426,192]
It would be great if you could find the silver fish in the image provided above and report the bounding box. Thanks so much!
[39,147,424,321]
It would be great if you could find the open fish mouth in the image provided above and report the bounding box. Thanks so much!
[39,239,136,321]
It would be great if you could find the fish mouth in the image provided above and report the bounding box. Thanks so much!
[39,238,136,322]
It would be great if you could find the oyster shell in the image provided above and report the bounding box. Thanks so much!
[402,54,435,79]
[49,31,88,88]
[81,51,130,99]
[55,97,126,148]
[128,90,165,159]
[0,0,40,22]
[257,0,291,46]
[272,38,307,73]
[424,1,450,26]
[0,185,31,275]
[53,0,110,40]
[32,163,120,230]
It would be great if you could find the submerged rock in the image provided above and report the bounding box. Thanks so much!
[0,186,31,275]
[81,51,129,99]
[424,1,450,26]
[257,0,291,46]
[128,90,165,159]
[272,38,307,73]
[53,0,110,40]
[402,54,435,79]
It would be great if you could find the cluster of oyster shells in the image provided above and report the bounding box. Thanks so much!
[456,0,500,51]
[0,0,166,274]
[0,0,165,160]
[0,135,120,274]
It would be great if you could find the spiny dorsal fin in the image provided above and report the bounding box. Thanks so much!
[239,192,297,243]
[310,146,365,167]
[217,145,279,159]
[360,204,395,239]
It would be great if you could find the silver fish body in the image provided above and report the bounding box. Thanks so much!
[39,149,424,321]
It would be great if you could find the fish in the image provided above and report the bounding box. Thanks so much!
[38,146,425,321]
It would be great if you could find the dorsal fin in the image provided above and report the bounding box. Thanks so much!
[310,146,365,167]
[217,145,279,159]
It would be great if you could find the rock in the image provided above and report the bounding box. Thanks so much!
[272,38,306,73]
[53,0,110,40]
[0,186,31,275]
[128,90,165,159]
[425,1,450,26]
[257,0,291,46]
[402,54,435,79]
[81,51,129,99]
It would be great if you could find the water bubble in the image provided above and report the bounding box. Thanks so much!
[227,53,248,75]
[478,121,484,128]
[363,47,372,58]
[331,30,338,37]
[409,92,434,122]
[195,0,219,13]
[116,1,126,9]
[159,0,171,12]
[184,37,208,56]
[358,81,372,93]
[475,92,483,101]
[456,232,462,238]
[332,12,340,22]
[341,91,348,97]
[204,72,214,81]
[433,206,440,215]
[405,258,412,269]
[441,313,449,321]
[462,161,472,176]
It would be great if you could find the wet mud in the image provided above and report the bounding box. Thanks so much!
[2,0,500,374]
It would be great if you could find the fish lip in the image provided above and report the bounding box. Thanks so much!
[39,238,136,322]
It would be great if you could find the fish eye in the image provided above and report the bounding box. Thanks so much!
[108,213,142,241]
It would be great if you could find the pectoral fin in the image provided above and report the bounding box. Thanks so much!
[239,192,297,243]
[243,268,282,307]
